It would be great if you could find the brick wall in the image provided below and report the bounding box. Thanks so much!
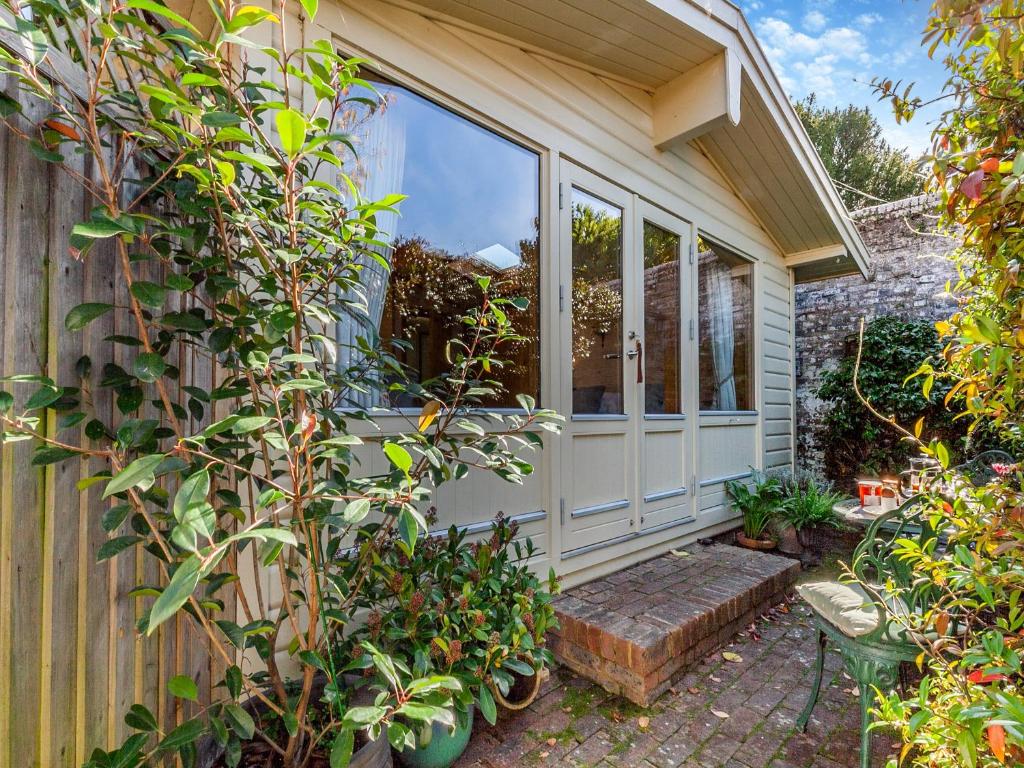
[795,195,959,475]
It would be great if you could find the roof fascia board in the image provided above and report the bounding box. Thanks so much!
[653,48,740,148]
[640,0,870,278]
[784,243,847,267]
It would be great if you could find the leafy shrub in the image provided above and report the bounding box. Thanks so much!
[816,316,963,489]
[338,513,558,745]
[726,469,785,541]
[768,470,846,532]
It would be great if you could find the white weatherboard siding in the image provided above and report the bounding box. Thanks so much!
[225,0,803,605]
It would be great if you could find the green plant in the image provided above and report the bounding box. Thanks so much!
[816,316,965,489]
[339,513,558,747]
[770,470,846,532]
[0,2,562,766]
[726,468,784,541]
[861,1,1024,765]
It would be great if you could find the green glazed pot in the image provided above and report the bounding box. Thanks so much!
[396,705,474,768]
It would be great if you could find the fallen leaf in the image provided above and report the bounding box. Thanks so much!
[546,738,557,747]
[710,675,721,683]
[670,548,690,557]
[687,687,700,695]
[722,652,743,663]
[562,706,571,713]
[539,751,550,759]
[638,716,650,730]
[711,709,730,719]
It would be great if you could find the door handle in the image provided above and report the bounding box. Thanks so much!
[628,340,643,383]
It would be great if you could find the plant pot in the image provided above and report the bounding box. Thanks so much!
[396,705,474,768]
[736,532,777,551]
[775,522,803,556]
[490,664,545,711]
[195,676,392,768]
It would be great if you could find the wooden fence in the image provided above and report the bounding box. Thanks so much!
[0,78,219,768]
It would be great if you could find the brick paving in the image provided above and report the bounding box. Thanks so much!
[457,596,897,768]
[549,546,800,706]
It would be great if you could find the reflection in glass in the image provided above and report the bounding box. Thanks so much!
[340,73,540,408]
[643,223,681,414]
[571,189,624,414]
[697,237,753,411]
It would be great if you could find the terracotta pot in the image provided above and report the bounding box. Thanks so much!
[776,522,803,555]
[736,532,777,550]
[490,665,546,711]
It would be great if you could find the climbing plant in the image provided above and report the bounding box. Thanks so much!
[0,1,560,766]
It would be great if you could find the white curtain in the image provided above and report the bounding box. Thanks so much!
[706,261,737,411]
[336,102,407,407]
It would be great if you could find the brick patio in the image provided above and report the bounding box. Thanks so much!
[549,545,801,705]
[457,596,897,768]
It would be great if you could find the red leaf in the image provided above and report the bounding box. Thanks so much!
[968,669,1008,684]
[989,724,1006,764]
[960,169,986,201]
[43,119,81,141]
[980,157,1001,173]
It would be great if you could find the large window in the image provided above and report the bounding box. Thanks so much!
[341,73,541,408]
[697,237,753,412]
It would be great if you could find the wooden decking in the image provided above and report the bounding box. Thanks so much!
[548,544,800,705]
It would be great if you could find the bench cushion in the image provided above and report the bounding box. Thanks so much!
[796,580,879,637]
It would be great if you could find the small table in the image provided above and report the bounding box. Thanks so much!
[833,498,889,529]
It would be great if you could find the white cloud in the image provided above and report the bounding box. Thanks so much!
[853,12,882,28]
[754,16,869,100]
[803,10,827,32]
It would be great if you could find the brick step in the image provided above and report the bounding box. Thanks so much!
[548,543,800,706]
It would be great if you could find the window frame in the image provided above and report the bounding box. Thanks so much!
[695,232,758,417]
[333,56,547,417]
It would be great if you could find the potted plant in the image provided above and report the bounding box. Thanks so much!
[726,469,784,549]
[778,476,847,555]
[340,514,558,767]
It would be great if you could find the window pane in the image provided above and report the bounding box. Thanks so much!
[346,75,540,408]
[571,189,623,415]
[697,237,753,411]
[643,222,681,414]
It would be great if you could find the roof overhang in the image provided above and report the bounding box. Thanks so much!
[394,0,870,279]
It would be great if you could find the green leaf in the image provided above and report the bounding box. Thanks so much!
[130,281,166,308]
[383,442,412,474]
[25,384,61,410]
[124,703,158,732]
[147,555,201,635]
[168,674,198,701]
[104,454,165,498]
[162,311,207,332]
[225,664,243,698]
[97,535,142,561]
[224,703,255,740]
[275,109,307,158]
[342,498,371,524]
[133,353,166,383]
[478,683,497,725]
[70,221,126,240]
[0,391,12,412]
[174,470,211,521]
[31,446,78,466]
[66,303,113,331]
[398,507,418,551]
[330,728,353,768]
[157,717,205,753]
[231,415,273,433]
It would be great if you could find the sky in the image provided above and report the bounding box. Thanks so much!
[736,0,948,157]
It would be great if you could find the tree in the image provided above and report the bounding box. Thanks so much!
[794,93,924,210]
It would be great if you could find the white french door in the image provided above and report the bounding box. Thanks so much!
[557,160,695,557]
